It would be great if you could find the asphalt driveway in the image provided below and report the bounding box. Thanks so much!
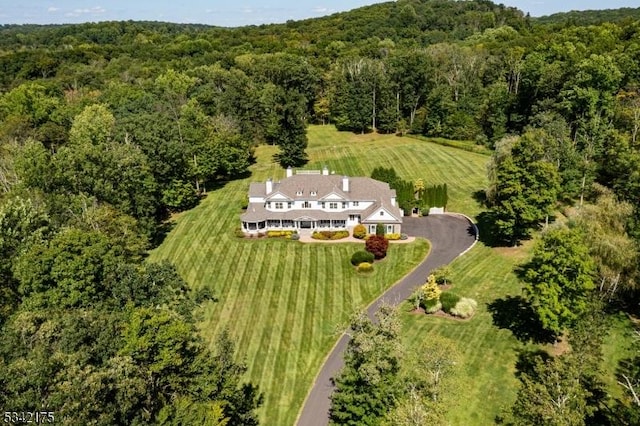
[296,214,477,426]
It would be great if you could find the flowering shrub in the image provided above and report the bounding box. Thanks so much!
[385,233,401,240]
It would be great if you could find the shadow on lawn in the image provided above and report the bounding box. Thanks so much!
[487,295,555,344]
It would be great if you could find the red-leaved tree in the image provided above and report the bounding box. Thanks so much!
[365,235,389,259]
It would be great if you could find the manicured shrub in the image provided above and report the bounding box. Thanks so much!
[267,230,295,238]
[290,233,300,241]
[421,274,441,302]
[385,233,401,240]
[331,230,349,240]
[351,250,374,266]
[357,262,373,273]
[375,223,385,236]
[400,233,408,240]
[422,298,442,314]
[365,235,389,259]
[353,224,367,239]
[450,298,478,319]
[312,230,349,240]
[440,292,461,314]
[432,265,453,285]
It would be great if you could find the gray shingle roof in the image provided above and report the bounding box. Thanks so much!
[243,173,403,223]
[249,175,396,201]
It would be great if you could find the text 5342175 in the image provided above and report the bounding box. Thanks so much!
[3,411,55,424]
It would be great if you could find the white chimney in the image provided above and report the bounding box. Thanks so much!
[286,167,293,178]
[322,165,329,176]
[391,197,396,206]
[342,176,349,192]
[266,178,273,194]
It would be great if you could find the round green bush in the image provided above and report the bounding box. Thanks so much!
[422,298,442,314]
[450,297,478,318]
[290,233,300,241]
[357,262,373,273]
[440,292,461,314]
[400,233,408,240]
[351,250,374,266]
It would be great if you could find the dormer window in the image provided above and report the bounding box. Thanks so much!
[296,190,303,196]
[310,190,317,196]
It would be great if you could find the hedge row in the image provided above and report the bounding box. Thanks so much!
[312,230,349,240]
[267,230,297,238]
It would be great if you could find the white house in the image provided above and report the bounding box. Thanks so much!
[241,166,403,234]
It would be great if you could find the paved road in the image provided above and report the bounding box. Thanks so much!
[295,214,477,426]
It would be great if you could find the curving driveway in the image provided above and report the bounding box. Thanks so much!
[295,214,477,426]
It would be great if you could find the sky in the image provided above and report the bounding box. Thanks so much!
[1,1,639,27]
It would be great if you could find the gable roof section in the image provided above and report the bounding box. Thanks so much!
[362,204,403,223]
[264,191,293,201]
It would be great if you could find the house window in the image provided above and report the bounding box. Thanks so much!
[329,202,338,209]
[319,220,331,228]
[288,202,292,208]
[303,201,311,208]
[353,201,359,207]
[321,202,326,208]
[342,202,347,208]
[387,225,393,233]
[282,220,294,227]
[333,220,346,228]
[380,211,384,216]
[268,220,281,227]
[266,202,271,208]
[275,202,284,209]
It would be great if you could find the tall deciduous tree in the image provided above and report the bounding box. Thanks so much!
[330,306,403,425]
[508,355,593,426]
[488,131,560,244]
[520,227,595,336]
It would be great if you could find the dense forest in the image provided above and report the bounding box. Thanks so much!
[1,0,640,424]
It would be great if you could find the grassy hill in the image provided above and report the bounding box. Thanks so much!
[148,125,488,425]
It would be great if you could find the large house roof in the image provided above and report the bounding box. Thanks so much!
[243,173,403,223]
[249,174,397,201]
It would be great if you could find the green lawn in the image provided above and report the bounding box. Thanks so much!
[401,240,636,424]
[401,243,527,424]
[148,125,488,425]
